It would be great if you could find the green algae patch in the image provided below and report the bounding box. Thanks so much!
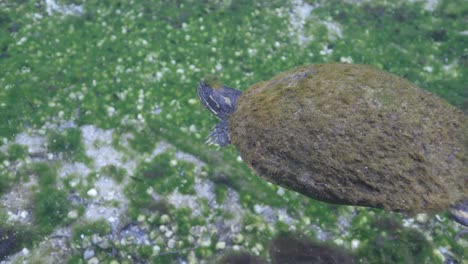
[33,189,69,234]
[129,127,159,154]
[6,144,28,161]
[125,152,197,219]
[202,75,223,90]
[0,171,11,195]
[71,219,111,245]
[357,217,437,263]
[47,128,90,163]
[99,165,126,183]
[230,63,467,214]
[29,163,70,234]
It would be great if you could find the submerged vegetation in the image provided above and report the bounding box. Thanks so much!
[0,0,466,263]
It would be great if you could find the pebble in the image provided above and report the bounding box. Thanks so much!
[334,238,344,245]
[189,124,197,132]
[416,213,428,223]
[200,237,211,247]
[87,257,99,264]
[97,239,111,250]
[351,239,360,249]
[232,234,244,244]
[188,98,197,105]
[215,241,226,250]
[91,234,102,245]
[255,243,263,251]
[146,187,154,195]
[187,251,197,264]
[83,248,95,260]
[19,211,28,219]
[137,214,146,222]
[165,230,173,238]
[155,236,165,245]
[87,188,98,197]
[167,239,176,249]
[276,188,285,196]
[160,214,170,224]
[153,245,161,254]
[149,230,158,240]
[67,210,79,219]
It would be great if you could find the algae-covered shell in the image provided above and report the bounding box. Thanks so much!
[229,64,467,214]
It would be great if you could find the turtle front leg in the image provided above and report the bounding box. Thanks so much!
[206,120,231,147]
[197,80,242,148]
[449,199,468,227]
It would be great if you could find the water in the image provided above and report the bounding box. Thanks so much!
[0,0,466,263]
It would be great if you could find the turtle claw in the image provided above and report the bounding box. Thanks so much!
[449,199,468,227]
[203,120,230,148]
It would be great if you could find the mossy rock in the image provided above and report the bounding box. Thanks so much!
[230,63,467,214]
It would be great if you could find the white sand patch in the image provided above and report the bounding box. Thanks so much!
[193,179,215,203]
[0,178,37,224]
[322,20,343,41]
[166,191,200,212]
[407,0,439,11]
[166,178,216,215]
[175,151,206,172]
[253,204,295,226]
[222,189,244,226]
[289,0,317,45]
[150,141,172,157]
[94,177,126,202]
[59,162,90,178]
[288,0,343,46]
[44,0,84,16]
[85,202,127,230]
[80,125,137,174]
[82,176,128,230]
[15,132,47,155]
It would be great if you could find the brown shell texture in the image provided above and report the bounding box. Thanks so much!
[229,63,467,214]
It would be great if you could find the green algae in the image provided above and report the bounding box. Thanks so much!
[30,163,70,234]
[6,144,27,161]
[34,189,69,233]
[357,217,437,264]
[47,128,90,163]
[0,0,466,262]
[99,165,126,183]
[71,219,111,245]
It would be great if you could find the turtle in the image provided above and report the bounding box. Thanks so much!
[197,63,468,227]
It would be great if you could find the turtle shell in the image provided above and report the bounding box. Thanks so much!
[229,64,467,214]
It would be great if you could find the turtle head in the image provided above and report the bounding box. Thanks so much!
[197,80,242,120]
[197,79,242,147]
